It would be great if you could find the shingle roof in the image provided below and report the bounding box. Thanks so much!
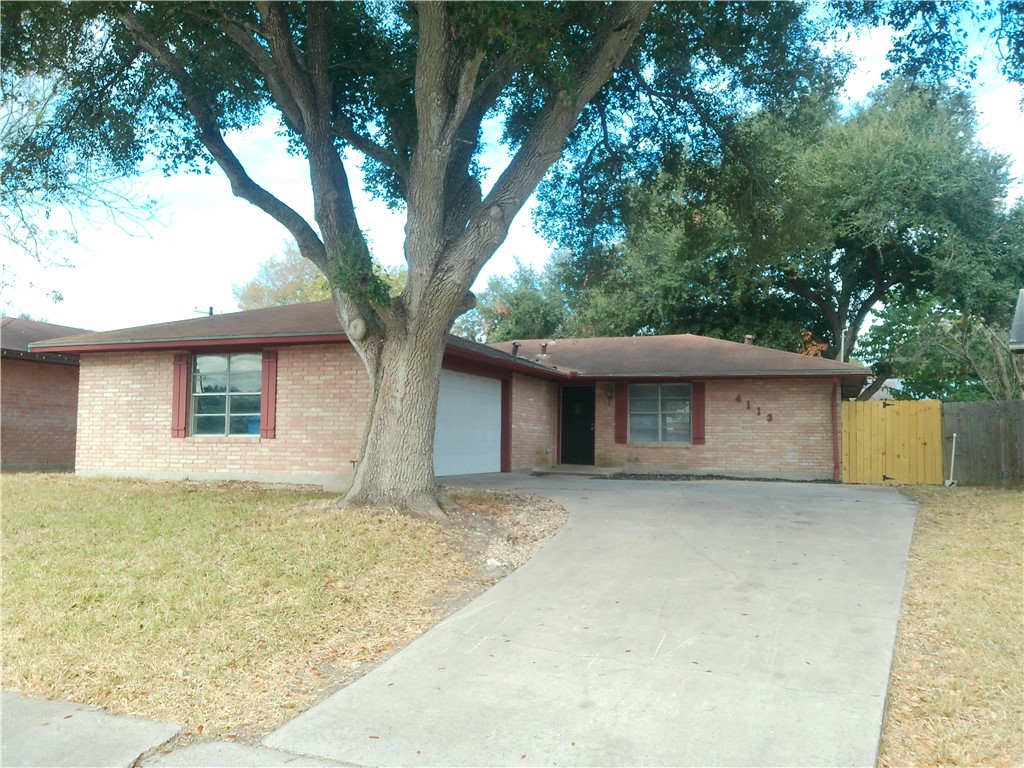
[491,336,870,397]
[28,301,557,377]
[29,301,870,396]
[29,302,341,349]
[1011,289,1024,353]
[2,317,90,352]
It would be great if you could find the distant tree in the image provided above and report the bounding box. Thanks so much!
[235,243,406,310]
[859,297,1024,401]
[233,243,331,310]
[0,74,154,308]
[562,81,1022,365]
[553,242,827,350]
[453,261,566,342]
[1,74,151,259]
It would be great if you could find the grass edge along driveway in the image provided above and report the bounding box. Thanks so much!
[879,485,1023,768]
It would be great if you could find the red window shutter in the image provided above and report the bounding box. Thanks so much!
[260,350,278,439]
[614,382,628,444]
[691,381,706,445]
[171,353,189,438]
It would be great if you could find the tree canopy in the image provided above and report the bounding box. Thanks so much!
[553,79,1023,367]
[453,260,567,342]
[234,242,408,310]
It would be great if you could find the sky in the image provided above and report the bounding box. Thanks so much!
[3,22,1022,333]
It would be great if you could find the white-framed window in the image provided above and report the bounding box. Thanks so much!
[628,383,692,443]
[191,353,262,436]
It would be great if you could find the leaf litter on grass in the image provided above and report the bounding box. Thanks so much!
[879,486,1023,768]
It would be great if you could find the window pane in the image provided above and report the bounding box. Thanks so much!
[630,413,658,442]
[629,384,659,403]
[229,372,261,393]
[191,353,264,436]
[230,394,261,414]
[662,413,691,442]
[230,415,261,435]
[661,384,691,399]
[230,354,262,373]
[630,426,659,442]
[660,398,689,415]
[629,397,659,413]
[195,374,227,394]
[195,395,226,415]
[626,383,694,444]
[194,355,228,374]
[194,415,225,435]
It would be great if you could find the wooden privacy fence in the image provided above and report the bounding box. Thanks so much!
[942,400,1024,485]
[842,400,944,485]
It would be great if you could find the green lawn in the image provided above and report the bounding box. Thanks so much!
[1,475,471,738]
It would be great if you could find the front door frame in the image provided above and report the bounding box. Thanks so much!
[559,384,596,465]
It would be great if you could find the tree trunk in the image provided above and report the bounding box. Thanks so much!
[340,315,453,520]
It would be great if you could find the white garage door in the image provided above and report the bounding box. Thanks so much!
[434,369,502,476]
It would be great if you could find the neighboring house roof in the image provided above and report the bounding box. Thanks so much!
[491,336,870,398]
[1,317,89,364]
[1011,288,1024,354]
[31,301,870,396]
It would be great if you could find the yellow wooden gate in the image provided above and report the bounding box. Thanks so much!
[841,400,943,485]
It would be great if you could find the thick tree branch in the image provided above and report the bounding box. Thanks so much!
[331,115,410,181]
[783,271,840,337]
[199,8,306,133]
[460,2,654,273]
[117,9,326,265]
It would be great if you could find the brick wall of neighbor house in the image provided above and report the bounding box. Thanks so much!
[75,344,370,488]
[509,373,557,469]
[595,378,835,480]
[1,358,80,472]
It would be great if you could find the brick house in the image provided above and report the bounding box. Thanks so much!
[1,317,89,472]
[32,301,868,487]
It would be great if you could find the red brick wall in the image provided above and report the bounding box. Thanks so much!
[509,373,557,469]
[1,358,80,472]
[75,345,370,488]
[594,378,836,480]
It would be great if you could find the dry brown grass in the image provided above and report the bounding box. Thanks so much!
[879,485,1024,768]
[0,475,478,741]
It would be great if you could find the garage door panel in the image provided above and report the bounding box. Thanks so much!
[434,370,501,476]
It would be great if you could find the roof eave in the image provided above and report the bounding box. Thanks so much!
[569,369,870,379]
[30,331,350,354]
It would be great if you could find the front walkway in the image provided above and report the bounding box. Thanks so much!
[265,475,916,767]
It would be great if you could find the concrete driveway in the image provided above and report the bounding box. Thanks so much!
[266,475,916,767]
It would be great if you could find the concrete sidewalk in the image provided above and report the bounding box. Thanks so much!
[266,476,917,767]
[3,477,916,767]
[1,689,180,768]
[0,690,344,768]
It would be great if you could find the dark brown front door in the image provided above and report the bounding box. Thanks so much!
[561,386,595,465]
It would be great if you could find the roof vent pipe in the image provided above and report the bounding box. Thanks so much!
[511,341,521,357]
[744,334,755,345]
[540,341,548,355]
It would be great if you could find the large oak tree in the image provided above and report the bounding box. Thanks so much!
[553,80,1023,373]
[1,2,998,515]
